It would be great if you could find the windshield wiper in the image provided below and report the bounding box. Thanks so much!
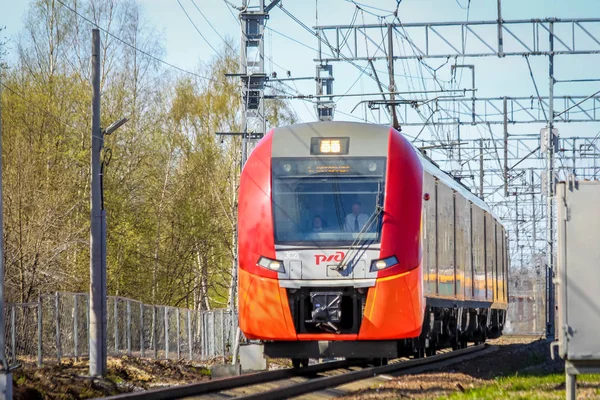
[335,205,383,271]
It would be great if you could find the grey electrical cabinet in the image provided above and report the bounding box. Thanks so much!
[556,180,600,399]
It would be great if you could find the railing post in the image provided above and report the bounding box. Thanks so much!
[37,295,43,367]
[203,311,208,359]
[164,307,169,359]
[86,294,90,358]
[200,311,205,360]
[230,309,234,355]
[210,311,215,358]
[114,298,119,354]
[126,300,131,356]
[55,292,61,363]
[153,305,157,359]
[221,309,225,360]
[140,302,144,358]
[187,309,192,360]
[176,308,181,359]
[74,294,79,360]
[10,305,16,365]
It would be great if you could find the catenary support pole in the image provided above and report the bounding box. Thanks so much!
[531,168,537,257]
[387,23,399,129]
[497,0,504,57]
[89,28,107,376]
[228,0,248,366]
[479,139,484,199]
[0,62,13,400]
[546,21,556,340]
[515,195,519,268]
[503,97,508,197]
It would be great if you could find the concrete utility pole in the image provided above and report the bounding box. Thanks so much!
[89,29,127,376]
[0,58,13,400]
[89,28,106,377]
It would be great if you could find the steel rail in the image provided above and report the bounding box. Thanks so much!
[96,359,357,400]
[237,344,489,400]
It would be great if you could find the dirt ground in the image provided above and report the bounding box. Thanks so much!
[11,337,591,399]
[12,356,213,399]
[337,336,583,400]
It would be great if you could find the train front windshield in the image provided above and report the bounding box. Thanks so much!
[272,158,385,245]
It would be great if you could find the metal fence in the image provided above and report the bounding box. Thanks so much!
[506,271,546,335]
[3,292,236,367]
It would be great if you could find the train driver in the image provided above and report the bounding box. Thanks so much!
[344,202,369,232]
[312,215,324,232]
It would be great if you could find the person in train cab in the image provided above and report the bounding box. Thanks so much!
[312,215,324,232]
[305,215,326,240]
[344,202,369,232]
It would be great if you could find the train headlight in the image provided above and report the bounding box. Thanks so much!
[370,256,399,272]
[283,163,292,172]
[368,162,377,172]
[257,256,285,273]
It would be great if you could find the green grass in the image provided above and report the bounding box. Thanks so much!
[437,373,600,400]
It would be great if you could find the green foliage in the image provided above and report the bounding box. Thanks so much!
[0,0,297,309]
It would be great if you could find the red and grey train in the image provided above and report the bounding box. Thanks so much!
[237,122,508,366]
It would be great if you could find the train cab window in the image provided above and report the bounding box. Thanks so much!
[272,177,385,245]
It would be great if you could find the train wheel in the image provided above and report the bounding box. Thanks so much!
[291,358,307,369]
[414,347,425,359]
[372,358,388,367]
[426,345,437,356]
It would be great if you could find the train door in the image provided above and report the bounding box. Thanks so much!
[454,193,469,301]
[485,213,496,301]
[472,206,486,300]
[496,221,504,303]
[437,183,454,297]
[423,172,437,295]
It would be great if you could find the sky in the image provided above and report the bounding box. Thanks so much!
[1,1,600,147]
[2,1,599,127]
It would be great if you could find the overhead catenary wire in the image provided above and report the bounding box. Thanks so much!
[190,0,236,53]
[177,0,221,55]
[56,0,222,84]
[277,3,382,86]
[344,0,398,17]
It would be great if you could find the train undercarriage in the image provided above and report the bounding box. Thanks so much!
[264,298,506,367]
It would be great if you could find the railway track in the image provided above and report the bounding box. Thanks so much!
[99,344,492,400]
